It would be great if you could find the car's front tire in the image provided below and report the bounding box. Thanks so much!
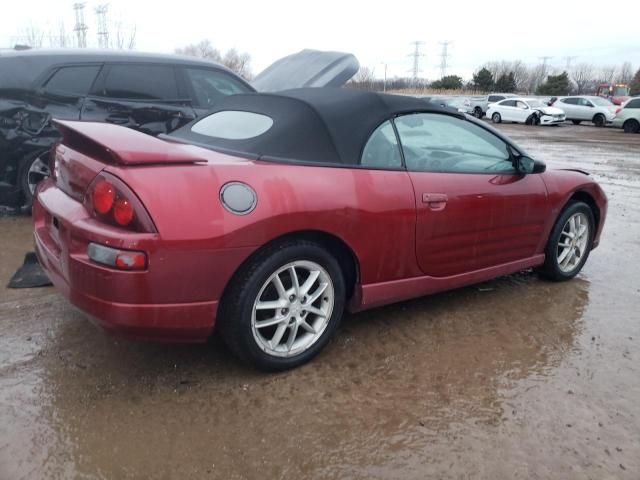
[623,119,640,133]
[539,201,595,281]
[491,112,501,124]
[218,240,346,370]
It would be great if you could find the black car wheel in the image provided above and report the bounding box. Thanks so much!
[571,120,582,125]
[218,239,346,371]
[623,119,640,134]
[491,113,501,124]
[473,107,483,119]
[593,113,606,128]
[18,150,51,209]
[539,201,595,281]
[525,113,540,126]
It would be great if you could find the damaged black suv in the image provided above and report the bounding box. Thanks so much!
[0,49,257,208]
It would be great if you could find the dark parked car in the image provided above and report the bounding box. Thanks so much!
[0,48,358,208]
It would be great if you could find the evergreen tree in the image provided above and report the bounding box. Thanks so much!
[536,72,570,96]
[630,68,640,96]
[430,75,464,90]
[472,68,494,91]
[495,72,517,92]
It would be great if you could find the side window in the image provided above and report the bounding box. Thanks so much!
[360,121,402,169]
[395,113,514,174]
[516,100,528,109]
[184,68,250,108]
[100,65,178,100]
[625,99,640,109]
[564,98,578,105]
[501,100,517,107]
[578,98,592,107]
[44,65,100,96]
[488,95,503,102]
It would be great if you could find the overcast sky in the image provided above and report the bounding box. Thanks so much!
[1,0,639,80]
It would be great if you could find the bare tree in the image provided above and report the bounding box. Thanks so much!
[21,24,45,48]
[222,48,252,79]
[598,65,617,84]
[175,39,222,62]
[571,63,595,94]
[112,22,137,50]
[618,62,634,84]
[350,66,376,90]
[510,60,530,92]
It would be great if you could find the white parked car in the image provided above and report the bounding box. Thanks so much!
[553,96,617,127]
[487,97,566,126]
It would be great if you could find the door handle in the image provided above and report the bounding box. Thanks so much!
[422,193,448,211]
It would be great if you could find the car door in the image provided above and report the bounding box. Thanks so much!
[560,98,577,118]
[498,99,517,121]
[37,64,102,121]
[395,113,549,277]
[515,100,531,123]
[80,63,197,136]
[178,67,253,117]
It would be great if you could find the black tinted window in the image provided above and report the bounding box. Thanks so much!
[361,121,402,169]
[184,68,250,108]
[501,100,517,107]
[101,65,178,100]
[626,99,640,109]
[563,98,578,105]
[489,95,504,102]
[45,65,100,95]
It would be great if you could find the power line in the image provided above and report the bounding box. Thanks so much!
[408,41,425,82]
[563,55,577,70]
[95,4,109,49]
[438,41,452,78]
[73,2,88,48]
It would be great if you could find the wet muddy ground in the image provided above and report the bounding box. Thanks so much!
[1,124,639,479]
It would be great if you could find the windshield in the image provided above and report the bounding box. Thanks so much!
[526,99,544,108]
[591,97,613,106]
[614,86,629,96]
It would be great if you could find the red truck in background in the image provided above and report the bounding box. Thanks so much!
[595,83,631,105]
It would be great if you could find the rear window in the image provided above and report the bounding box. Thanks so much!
[501,100,517,107]
[45,65,100,95]
[101,64,178,100]
[191,111,273,139]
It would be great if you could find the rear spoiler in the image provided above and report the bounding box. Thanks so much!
[53,120,205,165]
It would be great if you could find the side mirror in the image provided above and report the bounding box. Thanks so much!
[516,156,535,174]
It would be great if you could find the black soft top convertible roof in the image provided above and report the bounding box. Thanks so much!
[169,88,460,165]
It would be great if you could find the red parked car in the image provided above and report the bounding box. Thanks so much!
[33,88,607,370]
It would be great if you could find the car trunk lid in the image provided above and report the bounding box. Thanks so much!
[52,120,206,201]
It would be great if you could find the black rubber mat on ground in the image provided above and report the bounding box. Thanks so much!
[7,252,52,288]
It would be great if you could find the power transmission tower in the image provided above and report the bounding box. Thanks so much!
[563,55,577,71]
[539,56,552,73]
[96,4,110,49]
[408,41,425,84]
[73,3,88,48]
[438,41,452,79]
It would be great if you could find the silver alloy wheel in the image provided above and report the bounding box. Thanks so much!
[251,260,334,358]
[556,212,589,273]
[27,154,51,195]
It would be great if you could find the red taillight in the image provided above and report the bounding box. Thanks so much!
[113,198,134,226]
[93,180,116,214]
[85,173,156,233]
[88,243,147,271]
[115,251,146,270]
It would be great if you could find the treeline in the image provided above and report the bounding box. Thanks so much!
[350,60,640,96]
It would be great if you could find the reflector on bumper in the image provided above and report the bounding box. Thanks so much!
[87,243,147,271]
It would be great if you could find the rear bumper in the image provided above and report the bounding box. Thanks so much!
[33,179,252,343]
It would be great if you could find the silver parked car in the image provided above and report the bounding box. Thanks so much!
[553,96,617,127]
[611,97,640,133]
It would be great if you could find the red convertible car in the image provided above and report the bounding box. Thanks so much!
[33,88,607,370]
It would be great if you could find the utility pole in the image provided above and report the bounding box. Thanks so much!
[438,41,452,79]
[96,4,110,49]
[380,62,388,92]
[408,41,425,86]
[73,3,88,48]
[539,56,553,74]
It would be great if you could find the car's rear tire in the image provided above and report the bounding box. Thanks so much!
[473,107,483,119]
[539,201,595,281]
[623,119,640,133]
[218,240,346,371]
[593,113,606,128]
[491,112,501,124]
[18,150,50,210]
[571,120,582,125]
